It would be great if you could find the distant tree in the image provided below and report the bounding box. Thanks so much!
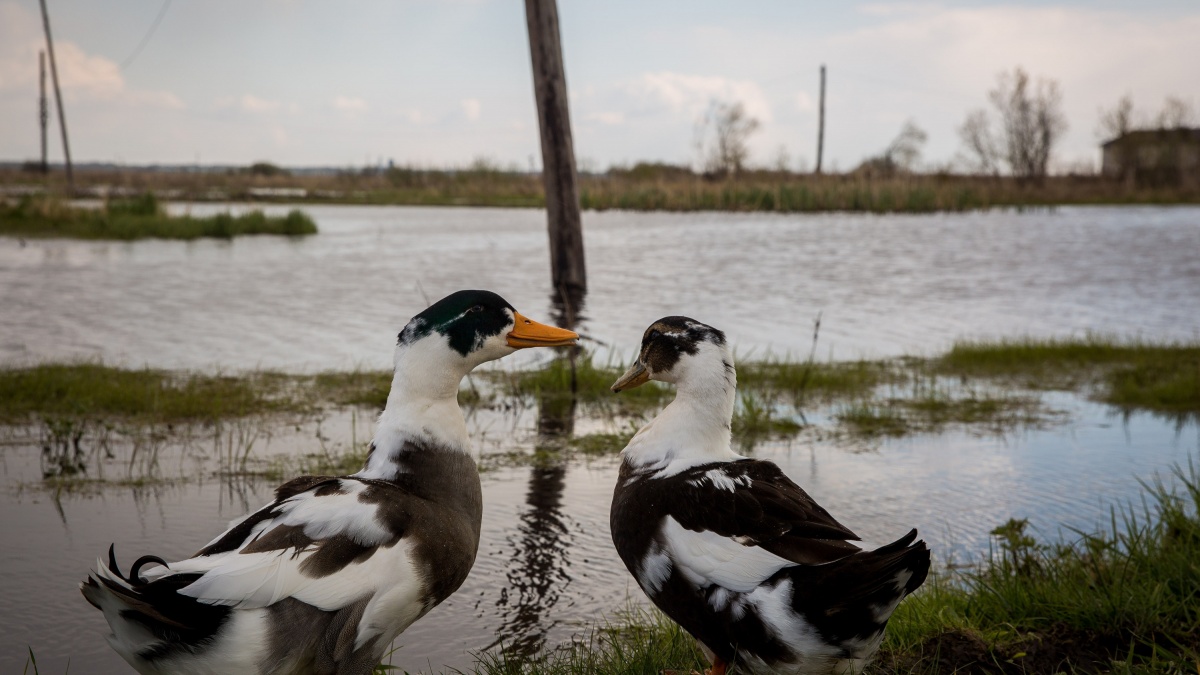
[1096,94,1134,142]
[694,100,760,176]
[857,120,928,175]
[772,144,791,173]
[957,67,1067,182]
[1157,96,1196,130]
[248,161,289,177]
[885,120,928,171]
[991,68,1067,181]
[957,110,1001,176]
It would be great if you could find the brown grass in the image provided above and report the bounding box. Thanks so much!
[5,165,1198,212]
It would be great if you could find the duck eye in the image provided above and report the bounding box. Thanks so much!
[648,329,661,340]
[467,305,484,314]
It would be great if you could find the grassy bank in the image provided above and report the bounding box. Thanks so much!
[5,165,1199,213]
[456,461,1200,674]
[938,336,1200,416]
[3,336,1195,442]
[0,193,316,240]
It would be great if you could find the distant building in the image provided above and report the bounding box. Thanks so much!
[1101,128,1200,187]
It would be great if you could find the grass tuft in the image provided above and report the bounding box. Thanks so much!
[737,358,883,403]
[0,363,290,424]
[501,355,671,415]
[472,605,706,675]
[0,194,317,240]
[939,337,1200,416]
[875,460,1200,673]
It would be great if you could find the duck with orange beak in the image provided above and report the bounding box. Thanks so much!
[82,290,576,675]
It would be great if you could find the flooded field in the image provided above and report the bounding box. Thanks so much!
[1,204,1199,673]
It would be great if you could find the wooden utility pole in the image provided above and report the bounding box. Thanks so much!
[39,51,49,173]
[38,0,73,192]
[815,64,826,175]
[524,0,587,303]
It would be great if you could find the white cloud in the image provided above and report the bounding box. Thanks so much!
[460,98,481,121]
[126,90,185,110]
[240,94,281,113]
[586,111,624,125]
[400,107,428,124]
[333,95,368,113]
[794,91,814,113]
[623,72,773,123]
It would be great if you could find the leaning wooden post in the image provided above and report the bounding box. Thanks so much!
[524,0,587,309]
[38,0,73,192]
[39,51,49,174]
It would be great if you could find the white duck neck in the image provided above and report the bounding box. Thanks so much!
[357,337,472,480]
[670,351,737,431]
[624,344,739,474]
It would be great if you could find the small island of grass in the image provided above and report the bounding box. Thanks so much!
[0,193,317,241]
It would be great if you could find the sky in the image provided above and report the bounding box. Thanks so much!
[1,0,1198,172]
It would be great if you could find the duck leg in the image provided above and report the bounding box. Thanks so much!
[707,656,728,675]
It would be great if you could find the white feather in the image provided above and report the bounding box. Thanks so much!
[278,480,392,544]
[659,515,794,592]
[164,481,397,610]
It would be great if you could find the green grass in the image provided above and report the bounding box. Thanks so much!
[568,431,635,456]
[501,355,672,413]
[835,402,912,437]
[939,337,1200,415]
[4,338,1196,482]
[0,193,317,240]
[731,390,804,445]
[0,363,294,424]
[310,370,393,410]
[873,461,1200,674]
[737,358,884,403]
[470,605,706,675]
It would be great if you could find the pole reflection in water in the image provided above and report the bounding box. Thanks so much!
[488,286,585,657]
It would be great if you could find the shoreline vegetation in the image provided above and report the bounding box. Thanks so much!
[4,336,1197,489]
[7,337,1199,673]
[0,193,317,240]
[3,164,1199,214]
[3,337,1197,460]
[4,336,1196,439]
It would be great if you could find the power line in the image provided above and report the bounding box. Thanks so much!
[120,0,172,71]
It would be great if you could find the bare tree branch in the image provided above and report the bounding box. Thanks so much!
[695,100,760,176]
[957,109,1000,176]
[1097,94,1134,141]
[958,67,1067,181]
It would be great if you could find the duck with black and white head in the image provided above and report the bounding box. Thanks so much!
[81,290,577,675]
[609,317,930,675]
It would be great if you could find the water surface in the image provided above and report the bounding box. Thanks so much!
[2,205,1198,370]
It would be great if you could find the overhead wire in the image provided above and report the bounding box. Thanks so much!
[120,0,172,71]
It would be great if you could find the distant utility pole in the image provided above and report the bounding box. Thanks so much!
[39,51,48,173]
[816,64,826,175]
[38,0,73,192]
[524,0,587,307]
